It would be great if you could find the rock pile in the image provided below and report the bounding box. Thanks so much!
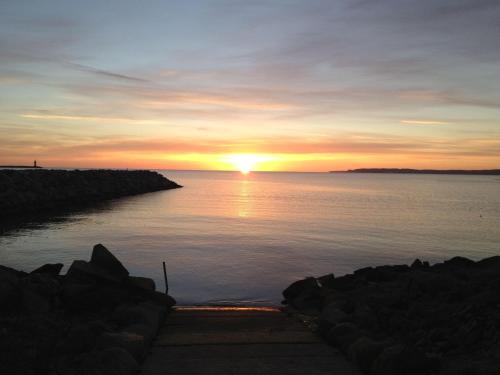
[0,244,175,375]
[282,256,500,375]
[0,169,182,218]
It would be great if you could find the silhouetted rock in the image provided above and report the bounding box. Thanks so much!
[0,244,175,375]
[31,263,64,276]
[128,276,156,292]
[282,277,321,310]
[349,337,385,374]
[74,347,139,375]
[96,331,146,362]
[282,255,500,374]
[66,259,123,284]
[90,244,129,280]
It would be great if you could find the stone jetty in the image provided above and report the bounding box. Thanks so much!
[282,256,500,374]
[0,169,181,218]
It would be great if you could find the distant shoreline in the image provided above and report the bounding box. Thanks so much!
[0,165,42,169]
[330,168,500,176]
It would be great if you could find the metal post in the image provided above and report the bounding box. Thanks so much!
[162,261,169,294]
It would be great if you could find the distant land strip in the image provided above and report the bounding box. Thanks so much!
[330,168,500,175]
[0,165,42,169]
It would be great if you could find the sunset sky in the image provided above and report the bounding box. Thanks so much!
[1,0,500,171]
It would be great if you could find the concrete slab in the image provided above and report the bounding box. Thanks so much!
[141,307,360,375]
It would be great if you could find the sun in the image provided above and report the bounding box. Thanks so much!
[226,154,264,174]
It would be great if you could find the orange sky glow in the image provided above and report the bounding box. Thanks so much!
[1,1,500,171]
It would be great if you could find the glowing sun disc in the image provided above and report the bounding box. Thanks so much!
[227,154,262,174]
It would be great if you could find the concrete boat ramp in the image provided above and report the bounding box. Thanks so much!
[141,306,360,375]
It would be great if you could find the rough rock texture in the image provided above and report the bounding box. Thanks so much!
[0,169,181,218]
[0,244,176,375]
[282,256,500,375]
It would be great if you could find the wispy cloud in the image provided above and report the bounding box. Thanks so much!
[65,62,149,83]
[401,120,451,125]
[20,112,166,125]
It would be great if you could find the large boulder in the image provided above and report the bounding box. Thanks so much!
[283,277,318,300]
[66,260,122,284]
[318,302,348,333]
[349,337,385,374]
[327,322,362,352]
[283,277,321,310]
[31,263,63,276]
[96,332,146,362]
[127,276,155,292]
[90,244,129,280]
[146,290,176,309]
[112,304,162,334]
[0,265,21,310]
[371,344,439,375]
[74,347,139,375]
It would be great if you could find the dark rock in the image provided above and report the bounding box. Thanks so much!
[75,347,139,375]
[442,256,475,269]
[122,323,156,347]
[355,265,408,282]
[318,302,348,333]
[146,290,176,308]
[353,304,379,331]
[31,263,63,276]
[476,256,500,269]
[0,266,21,310]
[60,320,111,355]
[112,304,162,334]
[372,344,439,375]
[128,276,155,292]
[90,244,129,280]
[21,289,50,314]
[327,322,362,352]
[326,274,360,291]
[283,277,319,300]
[349,337,385,374]
[411,259,423,269]
[96,331,146,362]
[66,259,122,284]
[317,273,335,287]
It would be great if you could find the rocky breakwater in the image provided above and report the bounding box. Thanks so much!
[0,244,176,375]
[0,169,181,217]
[282,256,500,375]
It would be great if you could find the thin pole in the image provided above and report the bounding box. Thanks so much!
[162,261,169,294]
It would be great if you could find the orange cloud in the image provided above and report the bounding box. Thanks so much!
[2,129,500,171]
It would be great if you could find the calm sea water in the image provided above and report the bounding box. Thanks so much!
[1,171,499,305]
